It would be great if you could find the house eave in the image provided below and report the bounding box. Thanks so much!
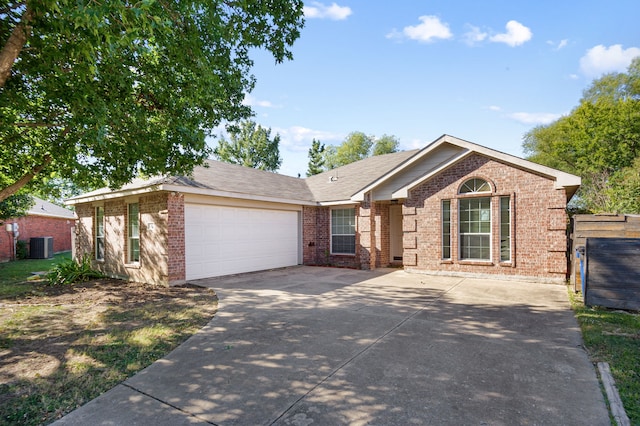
[316,200,360,207]
[160,184,317,206]
[66,183,317,207]
[65,185,160,205]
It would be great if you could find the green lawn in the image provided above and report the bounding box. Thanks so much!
[0,254,218,425]
[569,289,640,424]
[0,252,71,298]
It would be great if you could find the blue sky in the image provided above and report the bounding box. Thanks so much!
[209,1,640,177]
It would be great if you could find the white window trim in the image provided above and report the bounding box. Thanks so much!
[458,197,492,261]
[500,196,512,263]
[442,200,451,260]
[95,206,105,261]
[127,203,140,264]
[330,207,356,255]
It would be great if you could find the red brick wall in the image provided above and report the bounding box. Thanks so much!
[0,215,74,261]
[302,205,360,268]
[167,193,185,284]
[374,203,390,268]
[358,196,372,269]
[403,154,569,282]
[74,193,174,285]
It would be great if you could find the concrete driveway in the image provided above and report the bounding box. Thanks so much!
[55,266,609,425]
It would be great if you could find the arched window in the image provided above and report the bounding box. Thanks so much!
[458,178,491,260]
[459,178,491,194]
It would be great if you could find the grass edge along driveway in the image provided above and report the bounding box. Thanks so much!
[568,288,640,424]
[0,254,218,425]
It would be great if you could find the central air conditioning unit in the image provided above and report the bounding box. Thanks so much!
[30,237,54,259]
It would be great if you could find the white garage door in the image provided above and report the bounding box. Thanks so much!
[185,204,300,280]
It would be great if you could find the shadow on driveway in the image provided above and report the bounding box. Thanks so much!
[55,266,609,425]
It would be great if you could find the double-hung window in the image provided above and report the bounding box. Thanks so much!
[459,178,492,261]
[128,203,140,263]
[459,197,491,260]
[442,200,451,260]
[95,206,105,261]
[331,208,356,254]
[500,196,511,262]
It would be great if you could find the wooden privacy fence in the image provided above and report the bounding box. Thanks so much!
[571,214,640,290]
[584,238,640,310]
[570,214,640,310]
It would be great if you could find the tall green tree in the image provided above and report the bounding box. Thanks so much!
[324,131,374,169]
[523,57,640,213]
[372,134,400,156]
[306,139,325,176]
[0,0,304,202]
[323,132,401,170]
[213,120,282,171]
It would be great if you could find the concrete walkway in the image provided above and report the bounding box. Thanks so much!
[55,267,610,425]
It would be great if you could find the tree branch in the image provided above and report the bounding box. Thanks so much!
[0,1,26,16]
[0,5,33,88]
[0,155,52,202]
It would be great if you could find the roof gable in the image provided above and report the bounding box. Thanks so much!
[352,135,581,201]
[305,150,418,204]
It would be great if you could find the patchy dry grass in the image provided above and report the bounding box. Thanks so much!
[0,278,218,425]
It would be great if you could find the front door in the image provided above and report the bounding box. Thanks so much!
[389,204,403,263]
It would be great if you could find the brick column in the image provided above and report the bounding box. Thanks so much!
[167,192,186,284]
[358,195,372,270]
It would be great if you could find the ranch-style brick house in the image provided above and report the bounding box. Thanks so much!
[1,196,75,262]
[66,135,581,285]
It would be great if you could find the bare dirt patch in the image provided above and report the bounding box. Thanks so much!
[0,278,218,425]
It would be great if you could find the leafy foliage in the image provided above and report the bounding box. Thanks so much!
[324,131,373,169]
[213,120,283,171]
[0,0,304,201]
[323,132,402,170]
[46,255,105,286]
[15,240,28,259]
[306,138,325,176]
[523,57,640,213]
[372,134,400,156]
[0,192,34,219]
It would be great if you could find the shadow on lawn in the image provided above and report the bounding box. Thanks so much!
[0,279,218,426]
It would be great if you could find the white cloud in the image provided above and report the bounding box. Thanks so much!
[547,39,568,50]
[242,94,279,108]
[462,25,488,46]
[488,105,502,112]
[388,15,452,43]
[489,20,532,47]
[274,126,344,152]
[304,2,352,20]
[579,44,640,77]
[507,112,561,125]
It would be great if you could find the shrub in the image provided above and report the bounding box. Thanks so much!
[46,255,104,286]
[15,240,28,259]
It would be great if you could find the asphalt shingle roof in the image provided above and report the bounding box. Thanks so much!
[168,160,315,202]
[69,151,421,204]
[305,150,419,202]
[28,197,76,219]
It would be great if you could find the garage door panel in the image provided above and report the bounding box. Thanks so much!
[185,204,299,280]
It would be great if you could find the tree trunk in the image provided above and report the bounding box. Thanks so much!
[0,155,52,202]
[0,6,33,89]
